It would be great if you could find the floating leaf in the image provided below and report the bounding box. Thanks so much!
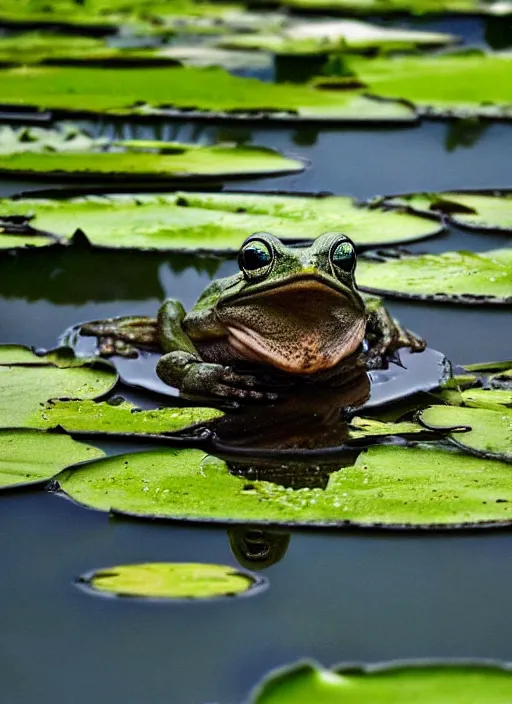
[0,345,117,427]
[356,249,512,304]
[20,398,222,434]
[76,562,265,600]
[437,388,512,411]
[348,416,430,439]
[0,191,442,252]
[0,125,303,181]
[250,660,512,704]
[383,191,512,233]
[57,444,512,528]
[420,405,512,462]
[347,53,512,119]
[218,19,457,54]
[274,0,512,16]
[0,429,104,490]
[0,65,416,122]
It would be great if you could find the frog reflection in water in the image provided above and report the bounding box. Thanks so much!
[84,232,425,401]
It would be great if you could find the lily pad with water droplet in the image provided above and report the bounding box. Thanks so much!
[419,405,512,462]
[56,444,512,528]
[0,429,104,490]
[0,344,118,428]
[382,191,512,233]
[249,660,512,704]
[24,398,222,435]
[0,65,416,123]
[356,249,512,304]
[76,562,266,600]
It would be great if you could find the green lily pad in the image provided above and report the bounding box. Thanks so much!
[383,192,512,233]
[218,19,457,55]
[356,249,512,304]
[0,125,303,182]
[419,405,512,462]
[76,562,265,599]
[0,65,416,122]
[0,190,441,252]
[346,52,512,119]
[0,345,118,428]
[0,0,247,35]
[0,32,185,67]
[56,444,512,528]
[348,416,432,440]
[250,660,512,704]
[20,398,222,434]
[274,0,512,16]
[437,388,512,411]
[0,429,104,490]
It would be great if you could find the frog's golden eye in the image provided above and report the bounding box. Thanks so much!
[238,239,274,279]
[330,238,356,276]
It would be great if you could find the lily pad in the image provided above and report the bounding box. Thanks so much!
[0,65,416,122]
[76,562,266,600]
[0,345,118,428]
[250,660,512,704]
[21,398,222,435]
[0,429,104,490]
[420,405,512,462]
[356,249,512,304]
[346,52,512,119]
[0,125,303,182]
[273,0,512,16]
[218,20,457,55]
[0,190,442,253]
[56,444,512,528]
[437,388,512,411]
[383,192,512,233]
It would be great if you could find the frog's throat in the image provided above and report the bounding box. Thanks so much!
[219,279,366,374]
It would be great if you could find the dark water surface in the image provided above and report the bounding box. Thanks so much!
[1,27,512,704]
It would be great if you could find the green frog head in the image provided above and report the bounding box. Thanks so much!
[215,231,366,374]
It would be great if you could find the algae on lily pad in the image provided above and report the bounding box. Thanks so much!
[250,660,512,704]
[218,19,457,55]
[56,444,512,528]
[420,405,512,462]
[0,345,117,428]
[23,398,222,435]
[0,125,303,181]
[0,429,104,490]
[76,562,265,600]
[0,190,442,252]
[383,191,512,233]
[356,249,512,304]
[0,65,416,122]
[345,52,512,119]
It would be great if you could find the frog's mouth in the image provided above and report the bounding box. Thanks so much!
[218,278,366,374]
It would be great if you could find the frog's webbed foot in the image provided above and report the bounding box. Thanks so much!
[365,306,426,370]
[80,316,159,358]
[157,351,279,404]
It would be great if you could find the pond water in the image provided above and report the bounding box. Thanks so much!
[1,18,512,704]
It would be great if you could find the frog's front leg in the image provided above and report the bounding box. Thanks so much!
[80,316,159,358]
[156,299,277,403]
[364,296,426,369]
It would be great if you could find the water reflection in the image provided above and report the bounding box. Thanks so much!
[444,118,489,152]
[228,526,291,571]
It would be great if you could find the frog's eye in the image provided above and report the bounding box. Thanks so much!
[330,238,356,276]
[238,239,274,279]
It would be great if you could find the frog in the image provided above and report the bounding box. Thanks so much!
[80,231,425,402]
